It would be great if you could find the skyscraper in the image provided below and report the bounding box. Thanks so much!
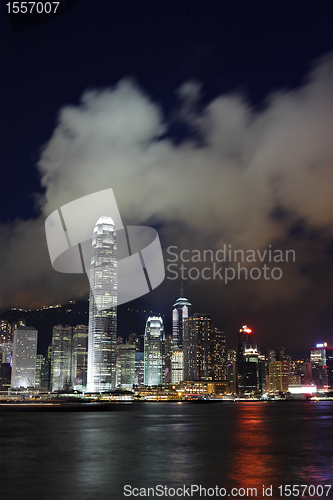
[11,326,38,389]
[144,316,164,386]
[72,325,88,389]
[117,344,135,388]
[87,217,117,392]
[236,326,265,393]
[269,360,290,392]
[184,314,226,382]
[51,325,73,391]
[172,284,191,349]
[310,343,328,390]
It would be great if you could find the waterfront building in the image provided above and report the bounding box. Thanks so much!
[300,362,312,385]
[72,325,88,389]
[326,348,333,391]
[212,327,227,381]
[51,325,73,391]
[0,341,12,365]
[164,333,173,384]
[117,344,135,388]
[11,326,38,389]
[87,217,117,392]
[269,360,290,392]
[35,354,44,388]
[135,351,144,386]
[171,348,184,384]
[144,316,164,386]
[310,343,328,390]
[172,285,191,349]
[236,326,265,393]
[268,348,276,363]
[184,314,227,382]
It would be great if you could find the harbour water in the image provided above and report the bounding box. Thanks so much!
[1,402,332,500]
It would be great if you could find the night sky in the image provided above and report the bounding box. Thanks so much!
[0,0,332,356]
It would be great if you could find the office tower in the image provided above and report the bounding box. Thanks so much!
[128,333,143,352]
[236,326,265,393]
[184,316,198,381]
[0,342,12,365]
[41,357,51,391]
[135,351,144,386]
[51,325,73,391]
[172,285,191,349]
[0,363,11,390]
[300,362,312,385]
[144,316,165,386]
[326,348,333,391]
[35,354,44,388]
[279,345,286,361]
[0,320,12,343]
[269,360,290,392]
[310,343,328,390]
[268,348,276,363]
[184,314,226,382]
[164,333,173,384]
[171,349,184,384]
[72,325,88,389]
[11,326,38,389]
[212,327,227,381]
[236,325,255,363]
[227,350,237,393]
[87,217,117,392]
[117,344,135,388]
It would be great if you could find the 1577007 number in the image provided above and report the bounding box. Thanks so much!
[6,2,60,14]
[278,485,332,497]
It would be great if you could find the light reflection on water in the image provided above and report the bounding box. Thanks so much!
[0,402,332,500]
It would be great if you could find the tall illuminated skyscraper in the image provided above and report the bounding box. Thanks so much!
[51,325,72,391]
[11,326,38,389]
[144,316,164,386]
[172,284,191,349]
[87,217,117,392]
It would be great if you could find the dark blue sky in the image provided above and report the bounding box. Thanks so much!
[1,0,332,222]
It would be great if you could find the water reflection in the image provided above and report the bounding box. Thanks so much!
[1,402,332,500]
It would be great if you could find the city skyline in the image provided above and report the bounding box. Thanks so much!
[1,1,332,363]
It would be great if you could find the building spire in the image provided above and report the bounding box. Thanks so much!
[180,281,184,297]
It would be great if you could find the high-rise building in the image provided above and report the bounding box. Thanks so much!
[72,325,88,389]
[268,348,276,363]
[51,325,73,391]
[135,351,144,386]
[164,333,173,384]
[279,345,286,361]
[87,217,117,392]
[184,314,227,382]
[269,360,290,392]
[300,362,312,385]
[0,320,12,343]
[171,349,184,384]
[326,348,333,391]
[310,343,328,390]
[35,354,44,388]
[144,316,164,386]
[212,327,227,382]
[172,285,191,349]
[117,344,135,388]
[236,326,265,393]
[11,326,38,389]
[0,342,12,365]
